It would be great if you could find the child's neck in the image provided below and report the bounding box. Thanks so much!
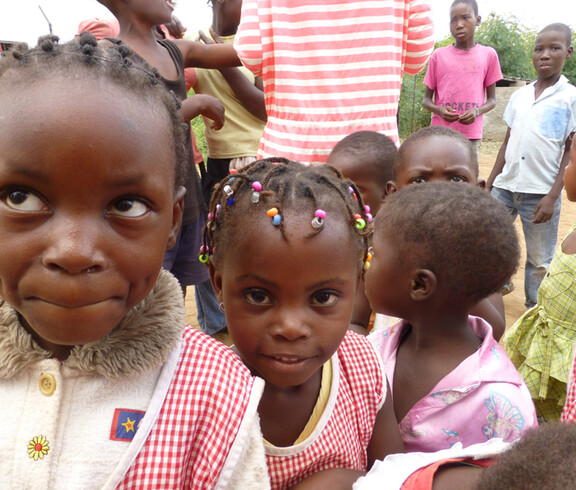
[453,38,476,51]
[535,72,562,99]
[258,369,323,447]
[392,311,481,422]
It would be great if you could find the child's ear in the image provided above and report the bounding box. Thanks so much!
[385,180,398,195]
[475,178,486,189]
[567,46,574,59]
[209,262,223,303]
[409,269,437,301]
[167,186,186,249]
[475,15,481,27]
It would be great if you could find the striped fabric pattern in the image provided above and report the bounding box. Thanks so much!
[234,0,434,164]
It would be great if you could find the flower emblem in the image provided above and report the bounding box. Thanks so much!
[28,435,50,460]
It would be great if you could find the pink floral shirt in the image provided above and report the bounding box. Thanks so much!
[369,316,537,452]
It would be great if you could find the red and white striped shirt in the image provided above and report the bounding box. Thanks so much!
[265,331,386,489]
[234,0,434,164]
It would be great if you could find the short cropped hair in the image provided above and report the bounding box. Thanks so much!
[328,131,397,187]
[0,33,189,187]
[394,126,478,180]
[376,183,519,305]
[476,423,576,489]
[451,0,479,16]
[539,23,573,47]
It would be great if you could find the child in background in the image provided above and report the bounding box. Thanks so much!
[505,138,576,422]
[366,183,537,453]
[382,126,506,340]
[422,0,502,156]
[97,0,239,338]
[234,0,434,164]
[202,159,404,488]
[327,131,398,333]
[195,0,266,205]
[0,36,267,488]
[487,23,576,308]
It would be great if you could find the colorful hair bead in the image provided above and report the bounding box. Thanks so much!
[267,207,279,217]
[252,181,262,203]
[363,250,373,271]
[215,204,221,218]
[229,168,238,174]
[311,209,326,229]
[366,213,373,223]
[354,214,366,230]
[273,214,281,226]
[199,245,210,264]
[227,196,234,205]
[267,207,281,226]
[349,186,357,200]
[224,184,233,197]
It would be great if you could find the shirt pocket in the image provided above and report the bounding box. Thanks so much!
[539,106,570,141]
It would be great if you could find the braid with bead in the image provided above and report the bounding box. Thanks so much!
[201,158,374,274]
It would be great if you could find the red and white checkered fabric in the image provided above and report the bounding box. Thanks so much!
[562,354,576,423]
[117,326,256,489]
[266,331,385,489]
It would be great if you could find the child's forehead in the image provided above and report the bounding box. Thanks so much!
[450,2,476,16]
[536,29,571,46]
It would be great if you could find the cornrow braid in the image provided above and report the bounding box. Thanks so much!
[0,33,189,187]
[201,158,373,275]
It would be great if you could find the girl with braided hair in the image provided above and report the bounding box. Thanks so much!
[202,158,404,488]
[0,35,268,489]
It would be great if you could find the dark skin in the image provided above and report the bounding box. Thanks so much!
[422,3,497,125]
[390,269,482,421]
[487,30,574,223]
[387,139,507,340]
[197,0,267,122]
[98,0,241,128]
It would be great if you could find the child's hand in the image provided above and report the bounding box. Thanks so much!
[198,28,223,46]
[438,106,460,123]
[532,194,557,223]
[196,94,226,130]
[164,16,187,39]
[458,108,478,125]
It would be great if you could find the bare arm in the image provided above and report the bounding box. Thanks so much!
[367,380,405,468]
[180,95,225,130]
[198,30,267,121]
[290,469,364,489]
[422,86,459,123]
[174,38,241,69]
[532,132,574,223]
[486,127,511,191]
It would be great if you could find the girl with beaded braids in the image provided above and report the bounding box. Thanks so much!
[0,35,268,489]
[203,158,404,489]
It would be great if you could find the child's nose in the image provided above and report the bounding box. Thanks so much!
[42,216,107,274]
[271,308,311,341]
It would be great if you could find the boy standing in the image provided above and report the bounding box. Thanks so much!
[487,23,576,308]
[422,0,502,155]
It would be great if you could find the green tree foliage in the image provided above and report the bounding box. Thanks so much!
[398,15,576,138]
[475,13,535,80]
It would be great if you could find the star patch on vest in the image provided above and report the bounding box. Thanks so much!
[110,408,146,442]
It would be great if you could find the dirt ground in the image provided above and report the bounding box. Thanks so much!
[185,141,576,337]
[479,141,575,332]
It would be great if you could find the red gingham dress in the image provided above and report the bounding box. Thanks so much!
[265,331,385,489]
[562,357,576,423]
[117,326,260,489]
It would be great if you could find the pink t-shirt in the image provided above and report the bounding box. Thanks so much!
[424,43,502,140]
[369,316,537,453]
